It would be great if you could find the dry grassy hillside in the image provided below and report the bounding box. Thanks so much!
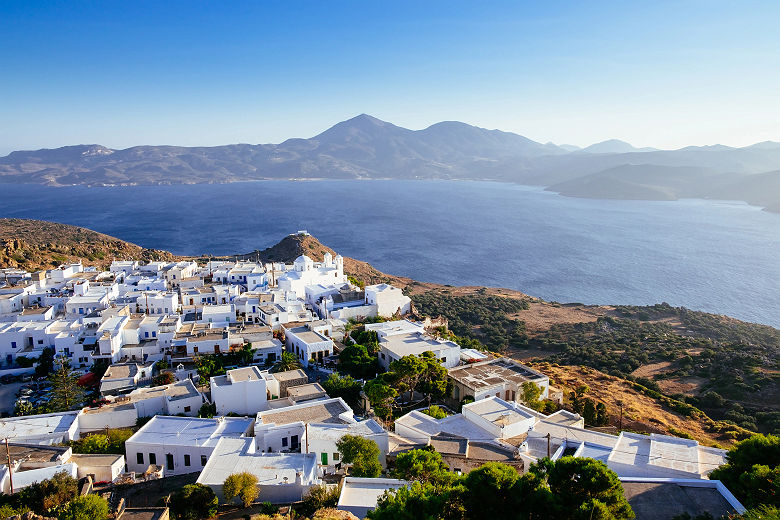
[0,218,177,271]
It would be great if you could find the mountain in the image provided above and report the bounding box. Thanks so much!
[580,139,657,154]
[2,114,780,211]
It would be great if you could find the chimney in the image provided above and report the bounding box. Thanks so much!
[295,471,302,486]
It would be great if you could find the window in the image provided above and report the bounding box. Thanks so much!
[137,453,144,465]
[193,346,198,353]
[380,353,385,359]
[333,452,340,461]
[37,339,43,344]
[149,453,157,465]
[282,437,288,447]
[11,342,16,349]
[291,435,299,449]
[184,454,190,467]
[152,331,156,337]
[145,332,149,338]
[166,453,174,471]
[184,406,191,413]
[201,455,208,466]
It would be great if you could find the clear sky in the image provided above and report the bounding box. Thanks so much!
[1,1,779,155]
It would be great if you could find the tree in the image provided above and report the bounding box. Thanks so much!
[339,344,379,380]
[462,462,521,520]
[14,399,33,416]
[524,456,634,520]
[392,449,450,484]
[223,472,259,508]
[35,347,55,378]
[170,483,219,520]
[422,405,447,419]
[368,482,459,520]
[152,371,175,386]
[18,470,79,515]
[59,494,109,520]
[569,385,590,415]
[583,399,597,426]
[417,351,449,402]
[322,373,363,410]
[391,355,425,401]
[710,434,780,508]
[75,434,110,453]
[273,351,301,372]
[364,378,397,419]
[48,357,85,411]
[298,485,341,517]
[198,402,217,418]
[596,402,609,426]
[520,381,543,410]
[336,435,382,478]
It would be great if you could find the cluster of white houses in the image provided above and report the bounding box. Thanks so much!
[0,243,746,519]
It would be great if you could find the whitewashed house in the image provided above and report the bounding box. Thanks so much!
[211,366,271,416]
[283,324,334,366]
[364,284,411,317]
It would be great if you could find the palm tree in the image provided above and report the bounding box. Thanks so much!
[273,351,301,372]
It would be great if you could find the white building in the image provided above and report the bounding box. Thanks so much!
[136,291,179,315]
[211,366,271,416]
[307,420,389,469]
[283,324,334,367]
[0,411,82,445]
[364,284,411,317]
[448,358,550,403]
[276,254,346,299]
[196,437,320,503]
[337,477,409,519]
[80,379,204,431]
[200,304,235,326]
[374,330,461,370]
[254,398,355,454]
[124,415,254,476]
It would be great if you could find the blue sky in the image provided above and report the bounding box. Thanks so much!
[1,1,778,154]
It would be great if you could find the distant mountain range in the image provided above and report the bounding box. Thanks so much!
[2,113,780,212]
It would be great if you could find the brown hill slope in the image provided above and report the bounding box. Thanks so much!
[0,218,177,271]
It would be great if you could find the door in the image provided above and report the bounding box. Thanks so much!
[291,435,299,450]
[321,452,328,465]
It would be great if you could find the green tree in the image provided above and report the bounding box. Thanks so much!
[223,472,259,507]
[75,434,110,454]
[198,402,217,418]
[298,485,341,517]
[392,449,450,484]
[364,378,398,419]
[273,351,301,372]
[596,402,609,426]
[391,355,425,401]
[58,494,109,520]
[336,435,382,478]
[48,358,85,411]
[170,483,219,520]
[35,347,55,378]
[526,456,634,520]
[520,381,543,410]
[583,399,597,426]
[710,434,780,508]
[569,385,590,415]
[322,373,363,410]
[368,481,465,520]
[18,470,79,515]
[417,351,449,402]
[14,399,33,416]
[422,405,447,420]
[462,462,520,520]
[339,344,379,380]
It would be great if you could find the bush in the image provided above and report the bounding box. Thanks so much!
[223,472,259,507]
[59,494,109,520]
[298,485,340,517]
[421,405,447,419]
[170,483,218,520]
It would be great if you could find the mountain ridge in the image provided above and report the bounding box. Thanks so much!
[2,114,780,211]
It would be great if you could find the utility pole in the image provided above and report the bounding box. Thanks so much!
[5,438,13,494]
[618,400,624,432]
[546,432,551,458]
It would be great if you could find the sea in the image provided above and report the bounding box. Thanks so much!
[1,180,779,328]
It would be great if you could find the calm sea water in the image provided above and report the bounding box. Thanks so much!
[1,180,779,328]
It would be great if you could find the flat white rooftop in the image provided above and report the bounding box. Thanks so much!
[127,416,253,448]
[337,477,409,519]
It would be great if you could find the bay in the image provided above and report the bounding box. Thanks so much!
[1,180,779,328]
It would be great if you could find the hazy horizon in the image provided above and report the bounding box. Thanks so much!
[2,1,779,155]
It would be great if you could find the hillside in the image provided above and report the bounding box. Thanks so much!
[1,220,777,444]
[2,115,780,211]
[0,218,177,271]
